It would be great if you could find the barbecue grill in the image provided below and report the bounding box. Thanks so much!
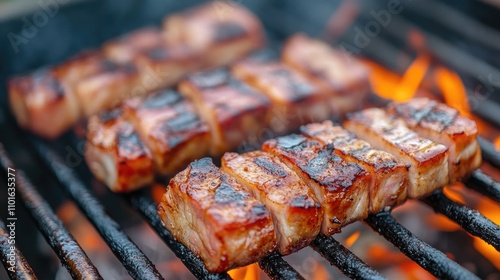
[1,0,500,279]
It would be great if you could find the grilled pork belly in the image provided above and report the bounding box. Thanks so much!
[344,108,449,198]
[282,34,370,117]
[8,69,80,139]
[103,27,165,63]
[85,109,154,192]
[221,151,322,254]
[179,69,270,155]
[132,45,201,92]
[124,90,210,176]
[75,61,140,117]
[232,60,333,133]
[158,158,276,272]
[301,121,407,212]
[163,2,264,67]
[387,98,481,182]
[263,135,370,235]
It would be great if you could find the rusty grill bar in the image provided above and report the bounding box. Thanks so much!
[2,1,500,280]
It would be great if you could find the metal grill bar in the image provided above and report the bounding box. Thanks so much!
[30,141,163,280]
[311,235,386,280]
[365,212,480,280]
[423,191,500,251]
[258,253,305,280]
[465,170,500,204]
[0,144,102,280]
[0,220,37,280]
[125,192,231,280]
[477,137,500,169]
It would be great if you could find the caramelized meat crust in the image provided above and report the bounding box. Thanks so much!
[102,27,165,63]
[232,60,333,133]
[158,158,276,272]
[387,98,481,182]
[344,108,449,198]
[179,69,270,155]
[263,135,370,235]
[75,61,140,116]
[163,2,264,67]
[282,34,370,117]
[8,69,80,139]
[124,90,210,175]
[301,121,407,212]
[221,151,322,254]
[85,109,154,192]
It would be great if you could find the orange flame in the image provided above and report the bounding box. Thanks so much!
[364,54,430,101]
[434,67,471,118]
[345,231,361,248]
[312,262,331,280]
[228,263,260,280]
[495,137,500,152]
[152,183,166,204]
[473,199,500,269]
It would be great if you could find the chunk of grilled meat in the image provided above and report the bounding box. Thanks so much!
[263,135,370,235]
[221,151,322,254]
[163,2,264,67]
[301,121,407,213]
[387,98,481,182]
[124,90,210,176]
[85,109,154,192]
[102,27,165,63]
[158,158,276,272]
[75,61,140,117]
[232,60,333,133]
[8,69,80,139]
[132,44,201,92]
[344,108,449,198]
[179,69,270,155]
[8,51,107,138]
[282,34,369,117]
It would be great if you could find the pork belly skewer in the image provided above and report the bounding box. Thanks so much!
[179,69,270,155]
[124,89,210,177]
[163,2,264,68]
[263,135,371,235]
[282,34,370,117]
[344,108,449,198]
[85,109,154,192]
[8,51,110,139]
[232,59,333,133]
[221,151,322,254]
[301,121,407,213]
[387,98,481,182]
[157,158,276,272]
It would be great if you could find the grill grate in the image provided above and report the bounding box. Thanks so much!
[0,220,36,280]
[2,1,500,279]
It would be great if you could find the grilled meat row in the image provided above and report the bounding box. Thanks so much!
[158,98,481,272]
[8,2,264,139]
[85,34,370,192]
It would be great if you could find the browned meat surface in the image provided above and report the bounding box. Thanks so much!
[157,158,276,272]
[301,121,407,212]
[344,108,449,198]
[263,135,370,235]
[232,60,333,133]
[387,98,481,182]
[179,69,270,155]
[75,61,140,116]
[102,27,165,63]
[163,2,264,67]
[85,109,154,192]
[282,34,370,117]
[124,90,210,176]
[8,51,110,139]
[132,45,201,92]
[221,151,322,254]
